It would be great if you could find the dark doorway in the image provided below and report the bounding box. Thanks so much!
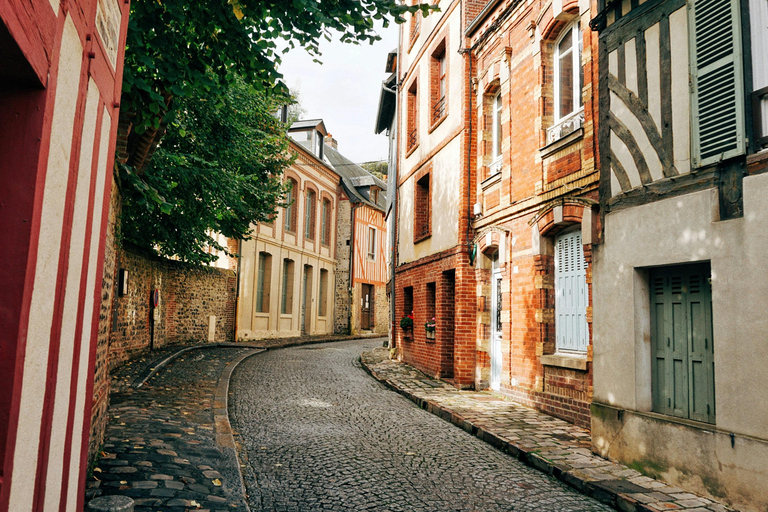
[361,284,374,330]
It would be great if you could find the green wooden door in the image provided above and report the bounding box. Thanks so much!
[650,264,715,423]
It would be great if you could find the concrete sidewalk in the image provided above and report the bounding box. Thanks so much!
[361,347,735,512]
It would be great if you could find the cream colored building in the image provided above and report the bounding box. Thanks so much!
[237,124,339,339]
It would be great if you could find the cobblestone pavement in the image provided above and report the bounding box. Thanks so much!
[87,346,259,512]
[361,347,736,512]
[229,338,613,512]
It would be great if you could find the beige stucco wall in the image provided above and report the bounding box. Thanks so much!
[237,147,338,340]
[592,173,768,511]
[398,135,463,263]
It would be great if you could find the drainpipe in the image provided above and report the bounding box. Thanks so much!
[389,21,402,350]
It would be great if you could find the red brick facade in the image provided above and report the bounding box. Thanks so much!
[466,0,600,428]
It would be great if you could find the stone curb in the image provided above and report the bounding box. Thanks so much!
[212,348,266,512]
[133,342,263,388]
[133,334,382,389]
[359,357,732,512]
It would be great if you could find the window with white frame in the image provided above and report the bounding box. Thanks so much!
[367,227,376,260]
[491,91,503,174]
[554,21,583,122]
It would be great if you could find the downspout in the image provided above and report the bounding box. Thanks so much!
[389,20,402,350]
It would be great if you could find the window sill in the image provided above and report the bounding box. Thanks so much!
[541,353,588,371]
[428,113,448,134]
[540,127,584,158]
[414,232,431,244]
[481,170,502,190]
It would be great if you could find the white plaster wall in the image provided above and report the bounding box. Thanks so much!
[44,77,100,512]
[9,16,83,512]
[398,135,462,264]
[593,173,768,440]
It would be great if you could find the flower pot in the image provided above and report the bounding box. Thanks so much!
[426,330,435,340]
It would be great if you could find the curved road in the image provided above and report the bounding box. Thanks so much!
[229,338,612,512]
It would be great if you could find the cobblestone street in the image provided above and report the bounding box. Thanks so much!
[229,338,613,512]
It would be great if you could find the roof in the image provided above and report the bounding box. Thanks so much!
[288,119,327,135]
[375,72,397,135]
[323,143,387,211]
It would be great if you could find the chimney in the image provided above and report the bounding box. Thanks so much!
[324,133,338,149]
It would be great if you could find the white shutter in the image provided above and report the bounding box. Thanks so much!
[690,0,745,167]
[555,231,588,352]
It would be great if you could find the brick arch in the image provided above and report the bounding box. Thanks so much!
[539,5,579,42]
[533,201,592,238]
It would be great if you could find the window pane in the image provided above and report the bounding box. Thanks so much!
[558,28,572,54]
[559,51,574,117]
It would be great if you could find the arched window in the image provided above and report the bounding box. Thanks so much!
[554,21,583,121]
[304,188,316,240]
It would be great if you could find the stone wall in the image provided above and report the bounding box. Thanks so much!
[108,245,237,370]
[89,174,120,464]
[334,199,352,333]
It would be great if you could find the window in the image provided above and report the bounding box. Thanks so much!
[321,198,331,245]
[414,173,431,242]
[256,252,272,313]
[409,0,421,46]
[650,263,714,424]
[407,80,418,152]
[554,22,583,121]
[370,188,379,204]
[491,91,503,174]
[431,41,447,125]
[281,259,295,314]
[367,227,376,260]
[304,189,316,240]
[690,0,745,166]
[554,231,588,353]
[284,179,297,232]
[318,269,329,317]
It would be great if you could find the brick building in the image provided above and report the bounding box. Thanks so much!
[466,0,599,427]
[0,0,129,509]
[393,0,478,387]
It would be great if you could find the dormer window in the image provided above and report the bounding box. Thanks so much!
[371,187,379,204]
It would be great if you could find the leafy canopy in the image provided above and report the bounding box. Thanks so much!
[123,0,436,134]
[120,78,292,264]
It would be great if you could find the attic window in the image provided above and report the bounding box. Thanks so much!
[371,188,379,204]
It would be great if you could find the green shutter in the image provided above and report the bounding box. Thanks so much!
[650,265,715,424]
[690,0,745,167]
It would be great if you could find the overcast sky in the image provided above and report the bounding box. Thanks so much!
[276,22,398,165]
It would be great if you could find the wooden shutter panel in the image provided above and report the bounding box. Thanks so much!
[256,254,265,312]
[650,265,715,423]
[690,0,745,167]
[555,232,588,352]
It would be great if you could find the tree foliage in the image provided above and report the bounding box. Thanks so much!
[120,78,292,264]
[361,160,388,180]
[123,0,436,134]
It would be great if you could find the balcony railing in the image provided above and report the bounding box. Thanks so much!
[546,108,585,145]
[432,96,446,123]
[753,86,768,151]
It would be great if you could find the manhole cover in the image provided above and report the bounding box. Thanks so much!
[591,479,649,494]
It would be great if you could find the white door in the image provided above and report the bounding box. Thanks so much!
[490,255,502,390]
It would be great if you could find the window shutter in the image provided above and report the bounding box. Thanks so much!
[256,254,265,312]
[686,271,715,423]
[690,0,745,167]
[555,232,588,352]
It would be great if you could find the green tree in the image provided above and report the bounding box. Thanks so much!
[120,78,292,264]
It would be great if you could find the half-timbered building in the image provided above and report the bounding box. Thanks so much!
[0,0,129,509]
[590,1,768,509]
[466,0,600,427]
[325,141,390,336]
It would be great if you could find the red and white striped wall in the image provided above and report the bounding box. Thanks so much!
[0,0,129,510]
